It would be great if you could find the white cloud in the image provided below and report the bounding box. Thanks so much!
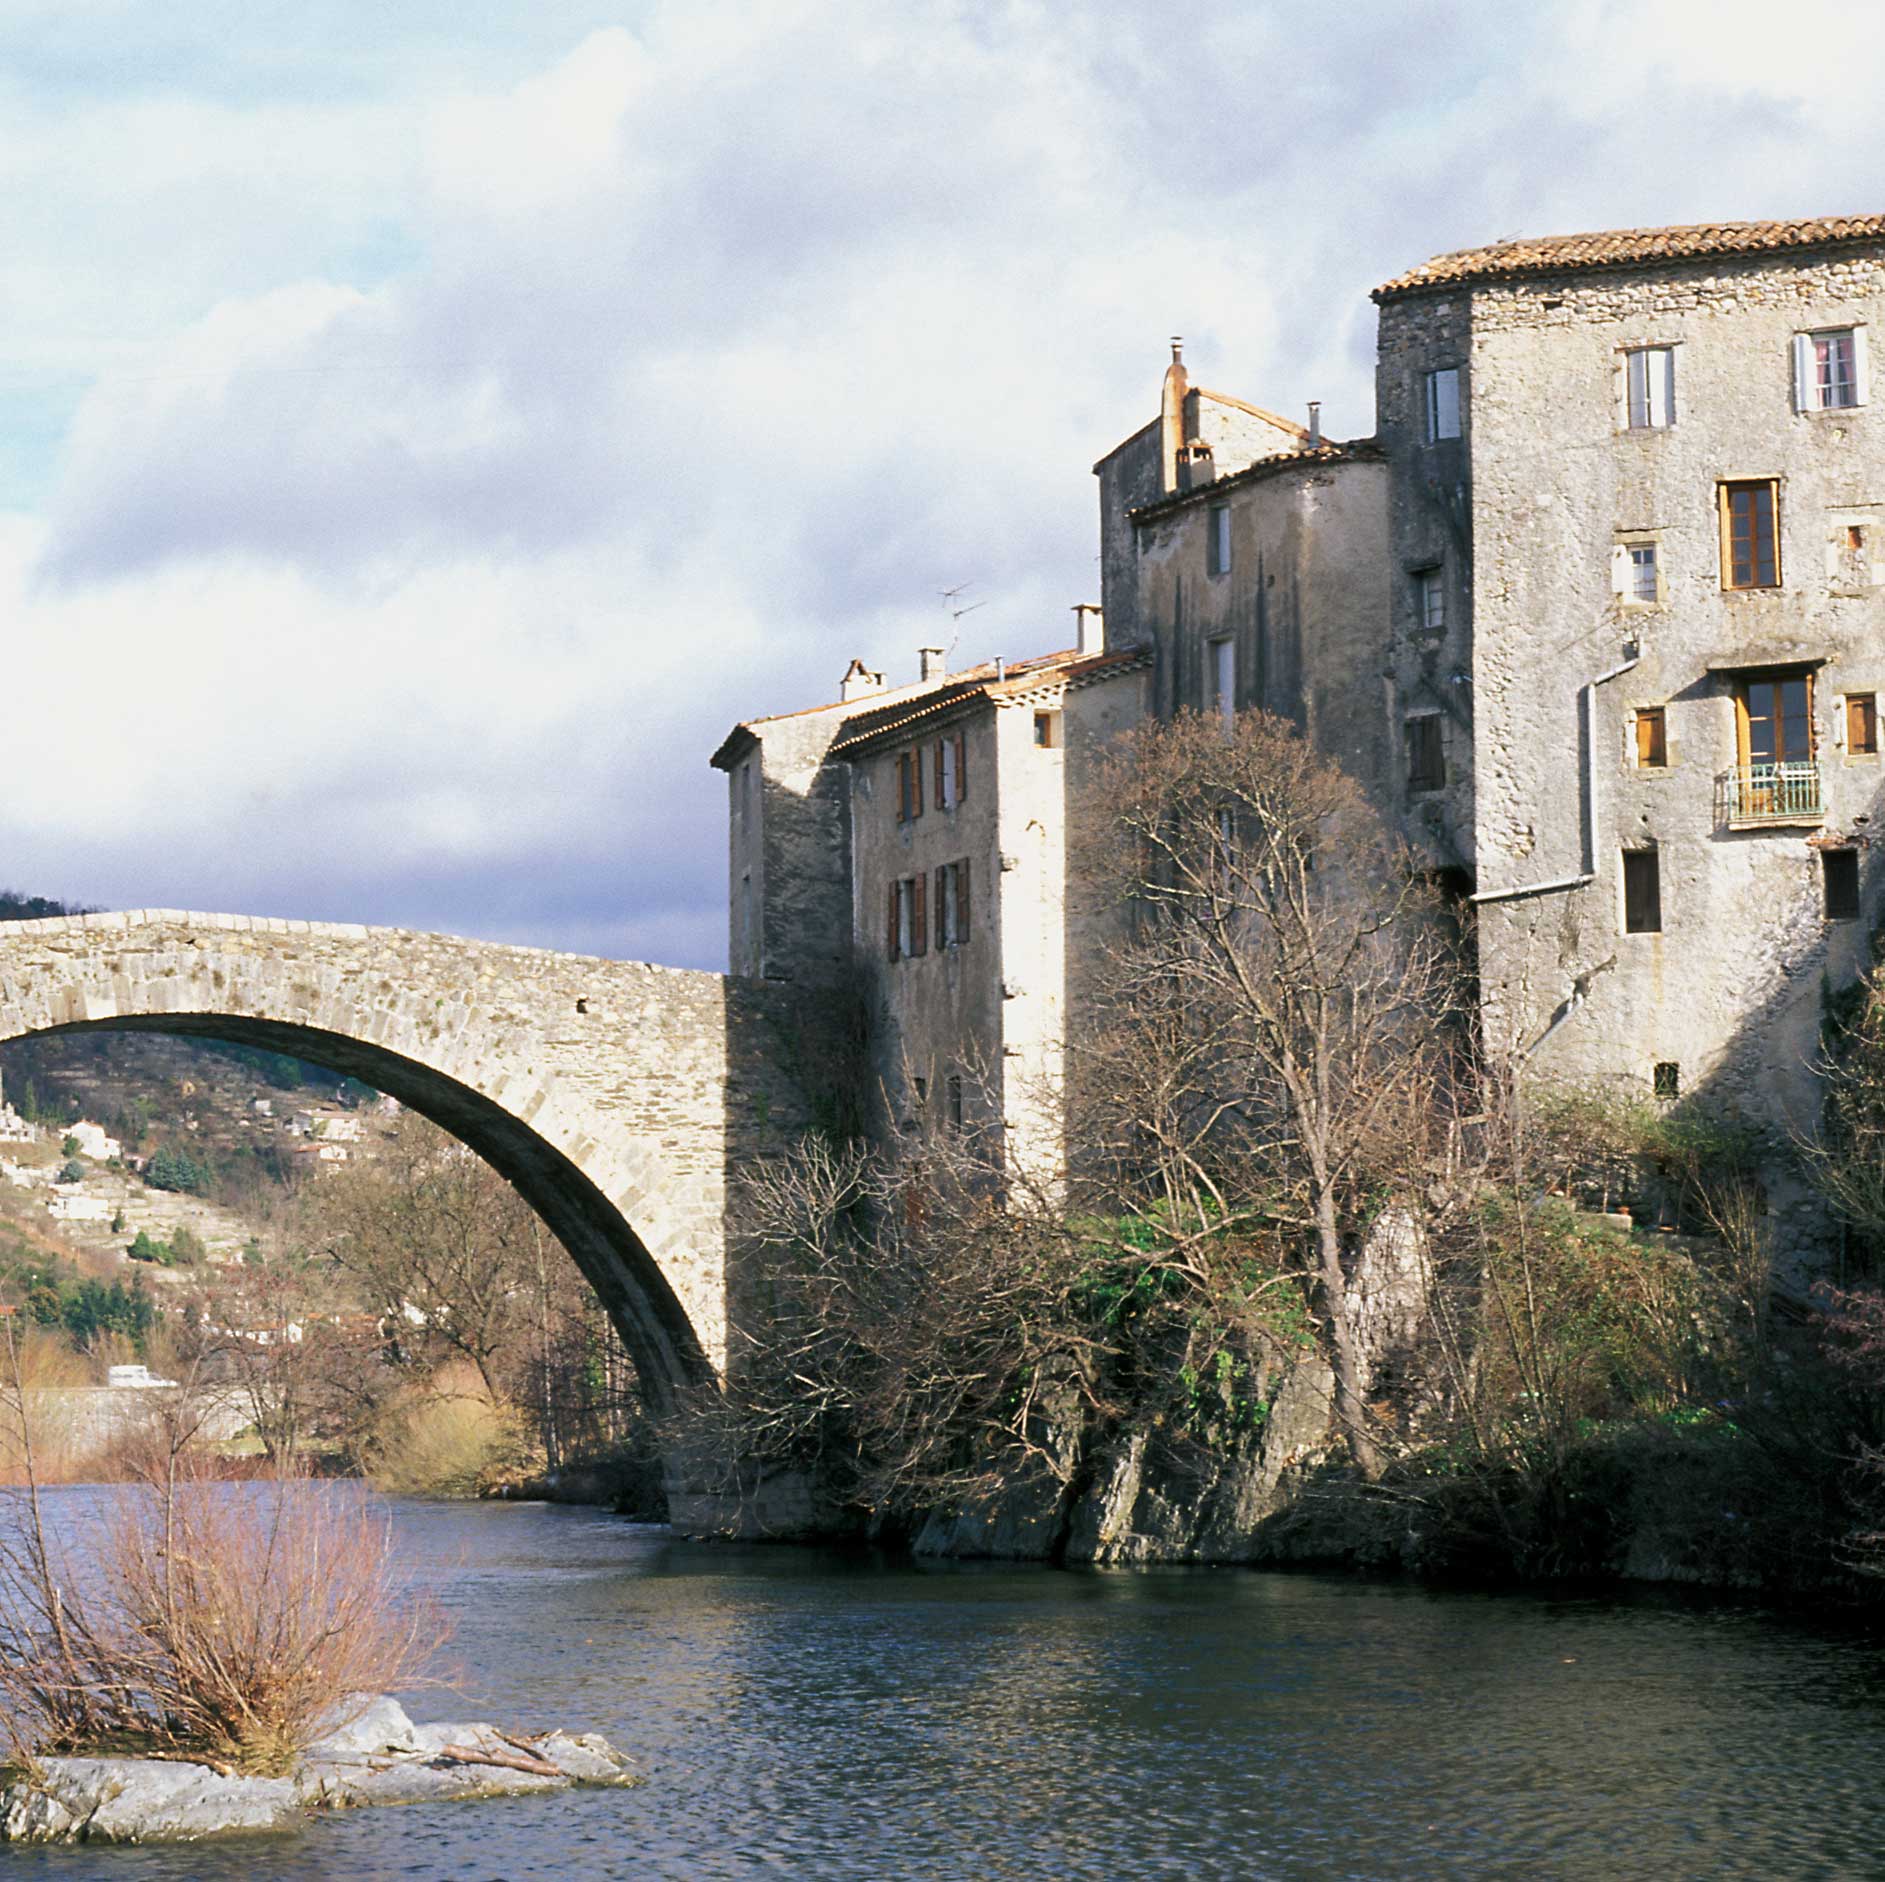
[6,2,1885,963]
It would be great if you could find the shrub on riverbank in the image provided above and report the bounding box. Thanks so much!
[363,1361,525,1498]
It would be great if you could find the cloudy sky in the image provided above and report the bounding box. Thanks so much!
[4,0,1881,969]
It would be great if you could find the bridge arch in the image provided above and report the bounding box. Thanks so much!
[0,911,813,1415]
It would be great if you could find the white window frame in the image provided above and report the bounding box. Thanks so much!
[1624,346,1675,429]
[1207,503,1231,577]
[1794,326,1869,413]
[1209,637,1236,722]
[938,736,958,809]
[1425,367,1461,442]
[1616,538,1661,606]
[1415,566,1444,633]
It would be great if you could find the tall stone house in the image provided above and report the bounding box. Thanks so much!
[716,215,1885,1255]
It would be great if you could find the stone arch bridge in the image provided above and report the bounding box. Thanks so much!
[0,911,821,1415]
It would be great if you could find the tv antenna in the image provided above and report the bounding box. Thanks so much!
[939,579,987,663]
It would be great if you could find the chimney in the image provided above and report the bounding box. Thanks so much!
[1306,400,1322,448]
[1177,440,1215,491]
[919,645,947,683]
[1073,604,1105,657]
[839,658,885,703]
[1159,335,1189,494]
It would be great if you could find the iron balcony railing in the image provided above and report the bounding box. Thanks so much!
[1720,760,1825,827]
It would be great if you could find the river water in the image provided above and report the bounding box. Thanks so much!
[10,1497,1885,1880]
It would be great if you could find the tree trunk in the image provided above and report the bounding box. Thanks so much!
[1312,1179,1382,1480]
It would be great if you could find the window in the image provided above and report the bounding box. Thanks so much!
[1622,849,1662,934]
[887,875,927,961]
[1207,503,1231,577]
[1634,706,1667,769]
[1425,367,1461,442]
[1735,671,1814,767]
[1653,1061,1681,1100]
[1850,524,1868,552]
[1625,346,1676,429]
[1847,693,1878,755]
[1794,327,1866,412]
[947,1075,964,1131]
[1824,848,1862,920]
[1415,567,1445,634]
[896,748,925,822]
[1627,542,1659,604]
[1720,480,1780,589]
[1406,714,1445,794]
[1210,638,1236,723]
[1033,711,1061,748]
[934,859,972,948]
[935,728,967,809]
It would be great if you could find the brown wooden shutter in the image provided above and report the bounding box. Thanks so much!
[887,881,901,960]
[912,746,924,817]
[955,728,968,801]
[957,859,970,939]
[935,740,947,809]
[934,866,947,944]
[896,753,908,822]
[912,871,927,954]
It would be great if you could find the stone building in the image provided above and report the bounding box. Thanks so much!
[720,215,1885,1251]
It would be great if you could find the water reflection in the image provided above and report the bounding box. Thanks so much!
[4,1497,1883,1879]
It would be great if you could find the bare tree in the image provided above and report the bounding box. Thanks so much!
[1076,708,1467,1478]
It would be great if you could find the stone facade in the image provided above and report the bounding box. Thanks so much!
[0,911,817,1408]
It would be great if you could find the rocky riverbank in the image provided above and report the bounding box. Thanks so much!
[0,1697,639,1845]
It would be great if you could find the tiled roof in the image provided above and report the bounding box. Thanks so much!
[1128,440,1380,524]
[1374,216,1885,299]
[827,648,1149,755]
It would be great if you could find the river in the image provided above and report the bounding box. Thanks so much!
[9,1496,1885,1880]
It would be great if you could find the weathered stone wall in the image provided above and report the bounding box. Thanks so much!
[0,912,817,1407]
[1128,453,1397,814]
[1453,247,1885,1216]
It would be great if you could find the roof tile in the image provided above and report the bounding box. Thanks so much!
[1375,216,1885,299]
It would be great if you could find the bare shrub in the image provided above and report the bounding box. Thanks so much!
[0,1327,448,1772]
[363,1359,524,1498]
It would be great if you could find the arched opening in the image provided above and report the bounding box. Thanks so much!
[5,1013,716,1420]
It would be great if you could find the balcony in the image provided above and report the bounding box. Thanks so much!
[1718,761,1825,829]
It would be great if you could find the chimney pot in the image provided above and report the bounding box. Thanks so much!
[1307,400,1322,447]
[1073,605,1105,657]
[919,646,947,683]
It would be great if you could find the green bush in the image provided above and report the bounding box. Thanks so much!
[145,1147,210,1194]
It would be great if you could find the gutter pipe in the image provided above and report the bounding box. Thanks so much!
[1470,646,1640,906]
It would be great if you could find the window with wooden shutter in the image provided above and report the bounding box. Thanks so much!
[1847,693,1879,755]
[1622,849,1662,934]
[911,747,923,817]
[935,738,950,809]
[934,864,950,945]
[1720,480,1780,589]
[1824,848,1861,920]
[896,753,912,823]
[911,871,927,955]
[1634,707,1667,768]
[887,881,901,960]
[956,858,970,941]
[954,728,968,801]
[1406,714,1445,794]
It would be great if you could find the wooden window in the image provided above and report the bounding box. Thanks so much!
[910,872,926,956]
[1824,848,1861,921]
[1207,503,1231,576]
[1625,346,1675,429]
[1720,480,1780,589]
[886,881,901,961]
[1849,524,1868,552]
[1794,328,1867,412]
[1406,714,1445,794]
[1622,849,1662,934]
[1653,1061,1680,1099]
[1735,671,1814,767]
[1425,367,1461,442]
[1033,711,1061,748]
[935,731,963,809]
[933,858,972,948]
[1847,693,1878,755]
[889,876,926,959]
[1415,567,1444,633]
[1634,706,1667,769]
[897,750,927,822]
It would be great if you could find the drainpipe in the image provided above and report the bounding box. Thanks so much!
[1472,646,1639,905]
